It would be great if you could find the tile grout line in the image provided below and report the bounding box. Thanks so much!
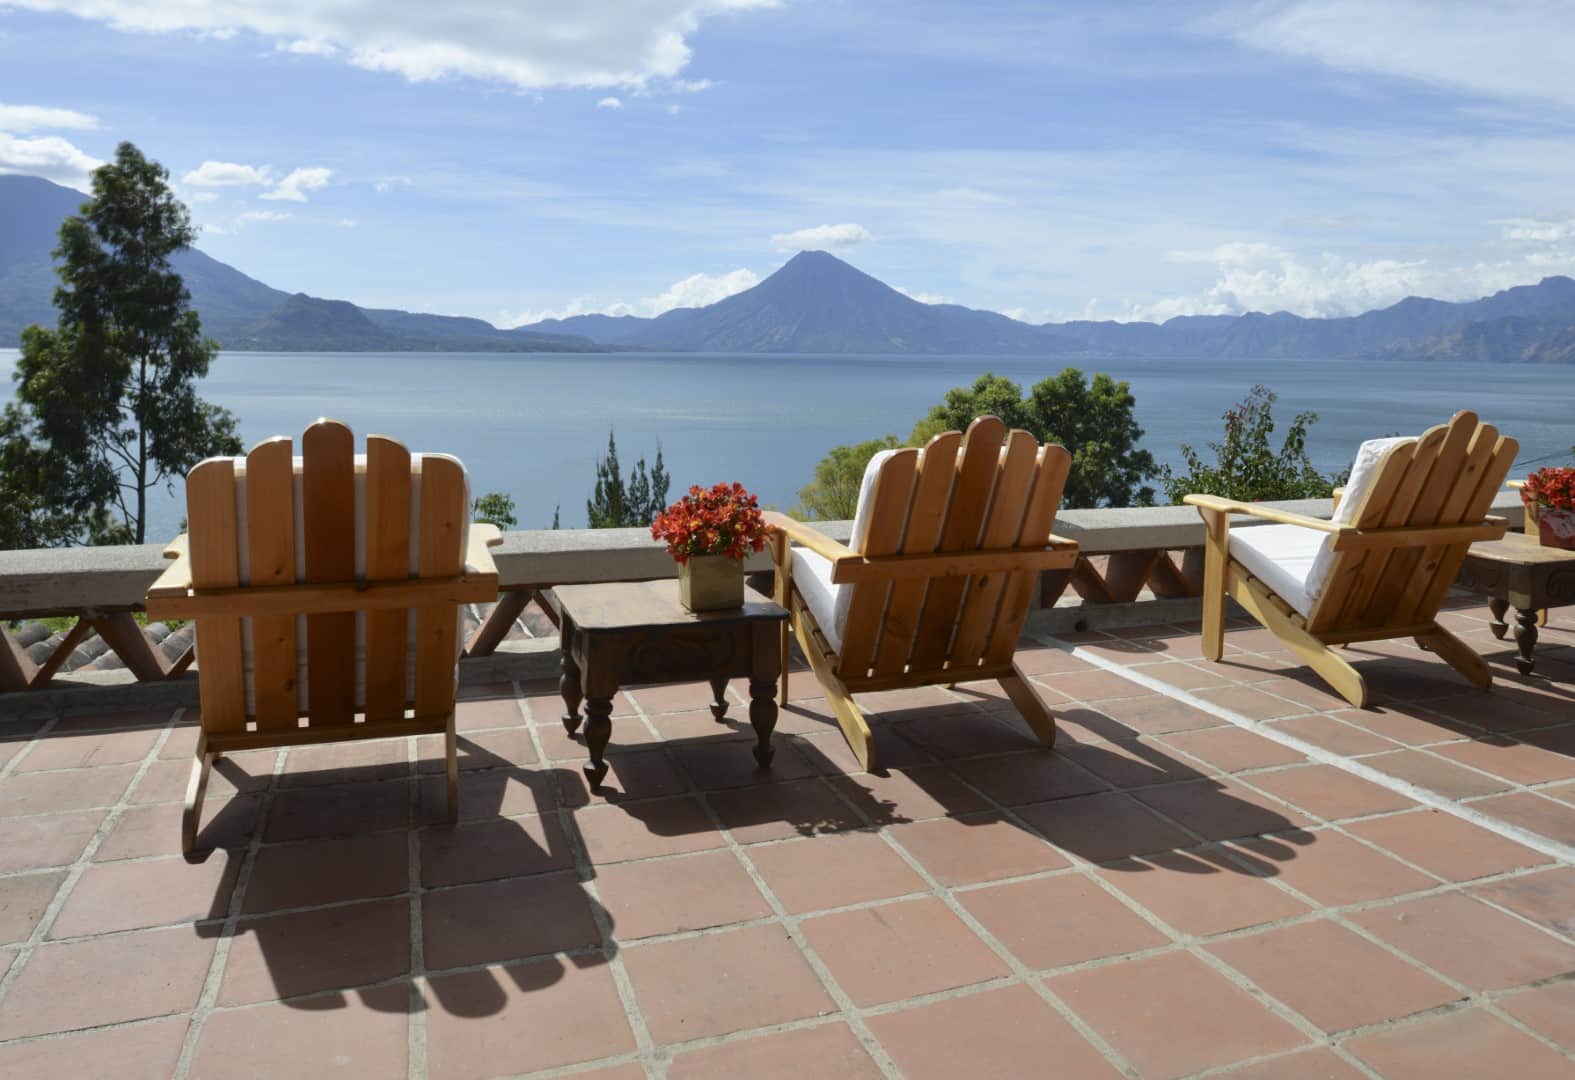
[406,721,429,1080]
[1042,634,1575,864]
[540,680,661,1080]
[171,740,287,1080]
[0,706,179,1023]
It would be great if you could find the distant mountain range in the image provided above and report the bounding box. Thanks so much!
[4,173,1574,360]
[0,175,604,353]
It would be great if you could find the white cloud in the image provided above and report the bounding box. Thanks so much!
[1228,1,1575,110]
[336,217,357,227]
[671,77,713,92]
[183,160,272,187]
[769,222,873,252]
[596,96,624,110]
[10,0,773,91]
[261,166,332,202]
[665,103,682,115]
[895,286,953,305]
[1493,217,1575,243]
[187,191,218,203]
[1126,240,1573,321]
[236,209,292,225]
[0,103,99,132]
[373,175,412,193]
[646,268,758,311]
[0,132,103,189]
[280,38,336,56]
[501,267,759,326]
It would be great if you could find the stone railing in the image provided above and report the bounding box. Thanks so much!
[0,493,1524,703]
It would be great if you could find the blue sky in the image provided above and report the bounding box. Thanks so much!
[3,1,1574,326]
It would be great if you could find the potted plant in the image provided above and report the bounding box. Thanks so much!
[1521,466,1575,549]
[651,482,773,611]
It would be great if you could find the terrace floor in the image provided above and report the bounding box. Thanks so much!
[0,602,1571,1079]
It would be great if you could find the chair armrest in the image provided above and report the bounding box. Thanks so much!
[761,511,856,564]
[146,534,193,605]
[465,523,503,577]
[1331,486,1346,514]
[1183,494,1341,534]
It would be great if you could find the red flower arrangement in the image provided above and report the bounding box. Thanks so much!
[1523,466,1575,512]
[651,482,773,563]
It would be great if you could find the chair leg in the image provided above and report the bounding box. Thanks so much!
[791,610,876,771]
[182,732,215,856]
[998,663,1057,748]
[1416,624,1492,690]
[1230,569,1369,708]
[444,712,460,825]
[1199,510,1228,662]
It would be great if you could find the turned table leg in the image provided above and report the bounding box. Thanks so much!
[1489,597,1510,641]
[709,675,730,723]
[582,696,613,789]
[560,649,584,735]
[1513,607,1539,676]
[748,678,778,768]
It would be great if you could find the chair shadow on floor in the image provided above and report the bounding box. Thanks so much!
[740,686,1313,879]
[190,727,616,1022]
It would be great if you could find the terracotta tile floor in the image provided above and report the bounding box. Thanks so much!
[0,602,1570,1078]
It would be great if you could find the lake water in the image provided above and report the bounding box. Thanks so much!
[2,348,1572,540]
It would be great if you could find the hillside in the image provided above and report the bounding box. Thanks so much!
[0,174,603,353]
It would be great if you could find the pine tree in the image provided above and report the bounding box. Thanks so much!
[1,142,241,546]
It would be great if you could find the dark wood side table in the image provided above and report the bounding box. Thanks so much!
[1456,532,1575,675]
[552,580,789,790]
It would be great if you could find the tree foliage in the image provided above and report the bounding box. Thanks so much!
[471,492,518,529]
[0,142,240,547]
[586,431,671,528]
[912,369,1158,508]
[791,434,902,520]
[1161,385,1342,504]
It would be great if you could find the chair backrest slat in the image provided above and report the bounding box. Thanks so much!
[907,416,1008,672]
[948,429,1039,668]
[835,449,919,678]
[1323,427,1442,629]
[245,437,299,730]
[363,434,413,724]
[986,444,1072,665]
[187,458,246,731]
[871,430,961,676]
[1400,426,1516,624]
[414,454,469,718]
[303,420,358,725]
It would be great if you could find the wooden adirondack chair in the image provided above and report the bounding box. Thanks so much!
[1185,411,1517,708]
[764,416,1079,771]
[146,419,501,853]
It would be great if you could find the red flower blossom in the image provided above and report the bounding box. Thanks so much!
[1524,466,1575,512]
[650,481,774,563]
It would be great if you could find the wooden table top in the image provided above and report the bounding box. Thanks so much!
[552,579,787,633]
[1466,531,1575,567]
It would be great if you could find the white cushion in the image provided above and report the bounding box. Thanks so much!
[791,547,845,653]
[789,449,905,653]
[1230,524,1325,617]
[217,450,470,716]
[1304,436,1413,602]
[1231,435,1414,617]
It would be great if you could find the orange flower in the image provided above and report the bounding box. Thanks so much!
[650,481,774,563]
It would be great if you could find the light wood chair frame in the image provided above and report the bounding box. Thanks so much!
[146,420,501,853]
[764,417,1080,771]
[1184,411,1516,708]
